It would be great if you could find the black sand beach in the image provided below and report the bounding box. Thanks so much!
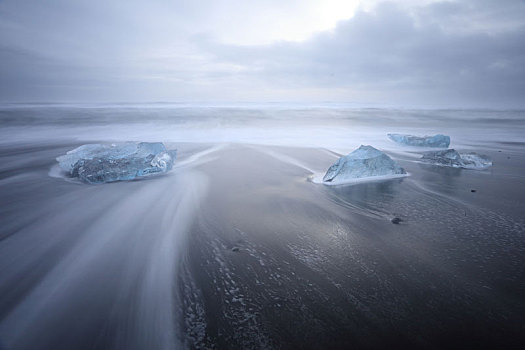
[1,134,524,349]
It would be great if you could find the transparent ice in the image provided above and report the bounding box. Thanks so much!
[388,133,450,148]
[421,149,492,169]
[323,145,406,183]
[57,142,176,184]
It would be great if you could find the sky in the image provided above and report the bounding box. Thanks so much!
[0,0,524,107]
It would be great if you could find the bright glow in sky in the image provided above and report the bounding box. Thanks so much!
[214,0,361,45]
[216,0,445,44]
[193,0,444,45]
[0,0,524,107]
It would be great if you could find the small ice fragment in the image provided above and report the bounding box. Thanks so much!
[56,142,176,184]
[388,133,450,148]
[421,149,492,169]
[460,152,493,169]
[323,145,406,183]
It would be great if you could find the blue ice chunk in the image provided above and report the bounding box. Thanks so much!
[388,133,450,148]
[421,149,492,169]
[56,142,176,184]
[323,145,406,183]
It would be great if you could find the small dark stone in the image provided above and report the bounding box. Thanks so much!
[471,189,476,193]
[498,150,502,152]
[391,217,402,224]
[507,156,511,159]
[231,247,240,252]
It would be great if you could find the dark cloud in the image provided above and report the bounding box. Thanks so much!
[0,0,524,107]
[199,1,525,107]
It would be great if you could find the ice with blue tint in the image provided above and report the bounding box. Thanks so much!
[323,145,406,183]
[57,142,176,183]
[388,133,450,148]
[421,149,492,169]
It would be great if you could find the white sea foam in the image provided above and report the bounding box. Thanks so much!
[308,172,410,185]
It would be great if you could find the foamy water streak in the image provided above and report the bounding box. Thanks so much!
[0,169,208,350]
[250,146,321,174]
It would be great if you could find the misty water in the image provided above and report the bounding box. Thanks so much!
[1,104,524,349]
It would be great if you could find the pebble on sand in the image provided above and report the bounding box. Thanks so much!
[391,217,403,224]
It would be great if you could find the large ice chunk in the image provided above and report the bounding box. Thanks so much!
[421,149,492,169]
[323,145,406,183]
[56,142,176,184]
[388,133,450,148]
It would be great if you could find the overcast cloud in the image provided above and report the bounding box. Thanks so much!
[0,0,524,107]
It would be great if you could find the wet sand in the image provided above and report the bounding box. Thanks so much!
[0,141,524,349]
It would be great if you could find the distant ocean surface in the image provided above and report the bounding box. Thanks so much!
[1,103,524,152]
[1,104,524,349]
